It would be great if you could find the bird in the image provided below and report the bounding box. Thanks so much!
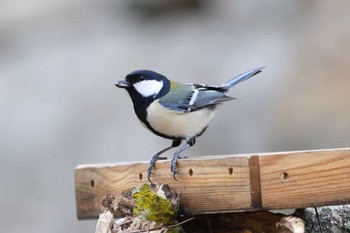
[115,67,264,182]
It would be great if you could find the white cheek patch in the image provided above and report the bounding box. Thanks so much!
[134,80,163,97]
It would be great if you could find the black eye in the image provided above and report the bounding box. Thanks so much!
[138,76,144,81]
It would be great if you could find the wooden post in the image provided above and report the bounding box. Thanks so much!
[75,147,350,219]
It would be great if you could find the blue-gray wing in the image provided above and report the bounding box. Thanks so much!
[190,88,234,110]
[159,85,234,112]
[158,67,263,112]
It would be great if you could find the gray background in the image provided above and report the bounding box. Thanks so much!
[1,0,349,232]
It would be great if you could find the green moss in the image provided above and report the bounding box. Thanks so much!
[132,184,178,227]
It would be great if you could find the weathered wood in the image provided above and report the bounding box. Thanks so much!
[75,155,251,219]
[75,147,350,219]
[260,148,350,209]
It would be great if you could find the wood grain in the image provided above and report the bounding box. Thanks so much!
[75,148,350,219]
[259,148,350,209]
[75,155,251,219]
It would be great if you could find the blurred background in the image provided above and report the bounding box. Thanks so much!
[1,0,350,232]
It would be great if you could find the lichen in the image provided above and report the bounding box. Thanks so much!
[132,184,178,229]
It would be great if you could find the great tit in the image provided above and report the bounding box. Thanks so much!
[115,67,263,182]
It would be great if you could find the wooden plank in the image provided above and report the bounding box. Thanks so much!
[259,148,350,209]
[75,155,251,219]
[75,147,350,219]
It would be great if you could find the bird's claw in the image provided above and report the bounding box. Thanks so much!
[146,164,154,183]
[147,158,157,183]
[147,155,168,183]
[172,171,178,181]
[177,154,188,159]
[147,150,186,182]
[170,155,178,181]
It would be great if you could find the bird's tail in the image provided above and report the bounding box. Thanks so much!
[220,67,265,91]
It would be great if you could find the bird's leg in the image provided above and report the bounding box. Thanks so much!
[147,145,172,182]
[171,137,196,180]
[147,140,181,183]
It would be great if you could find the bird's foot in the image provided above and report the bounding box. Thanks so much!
[177,154,188,159]
[170,155,178,181]
[170,154,187,180]
[147,155,168,183]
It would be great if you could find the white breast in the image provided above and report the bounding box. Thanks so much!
[146,100,217,139]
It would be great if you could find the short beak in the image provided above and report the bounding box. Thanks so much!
[115,80,130,88]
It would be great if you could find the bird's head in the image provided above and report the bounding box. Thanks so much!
[115,70,170,106]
